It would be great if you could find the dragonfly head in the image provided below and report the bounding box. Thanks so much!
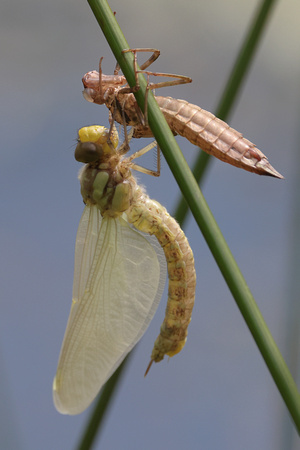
[75,126,119,163]
[82,71,126,105]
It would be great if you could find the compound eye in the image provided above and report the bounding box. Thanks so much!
[82,88,96,103]
[75,142,103,163]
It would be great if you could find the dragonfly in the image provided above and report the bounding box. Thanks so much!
[53,124,196,414]
[82,48,283,179]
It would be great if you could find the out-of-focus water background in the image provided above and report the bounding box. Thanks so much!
[1,1,299,448]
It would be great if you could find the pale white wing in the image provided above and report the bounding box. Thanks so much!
[72,203,102,301]
[53,205,166,415]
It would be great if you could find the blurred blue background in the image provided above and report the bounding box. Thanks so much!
[1,0,299,448]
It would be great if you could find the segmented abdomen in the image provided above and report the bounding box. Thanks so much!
[156,96,283,179]
[128,192,196,364]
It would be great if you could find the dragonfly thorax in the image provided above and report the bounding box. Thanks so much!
[79,164,136,218]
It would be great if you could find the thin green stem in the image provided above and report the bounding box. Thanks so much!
[76,356,131,450]
[77,0,300,447]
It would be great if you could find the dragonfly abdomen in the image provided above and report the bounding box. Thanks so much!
[128,195,196,365]
[156,96,283,178]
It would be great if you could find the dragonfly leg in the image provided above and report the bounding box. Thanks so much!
[106,107,134,157]
[117,103,160,176]
[96,57,105,103]
[114,48,160,76]
[122,48,192,90]
[138,72,192,90]
[120,48,192,126]
[127,141,161,177]
[122,48,161,71]
[117,102,133,155]
[107,110,126,154]
[117,101,161,176]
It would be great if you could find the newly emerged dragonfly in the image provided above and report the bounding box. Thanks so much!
[82,49,283,179]
[53,125,196,414]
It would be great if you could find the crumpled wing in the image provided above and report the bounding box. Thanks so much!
[53,205,165,414]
